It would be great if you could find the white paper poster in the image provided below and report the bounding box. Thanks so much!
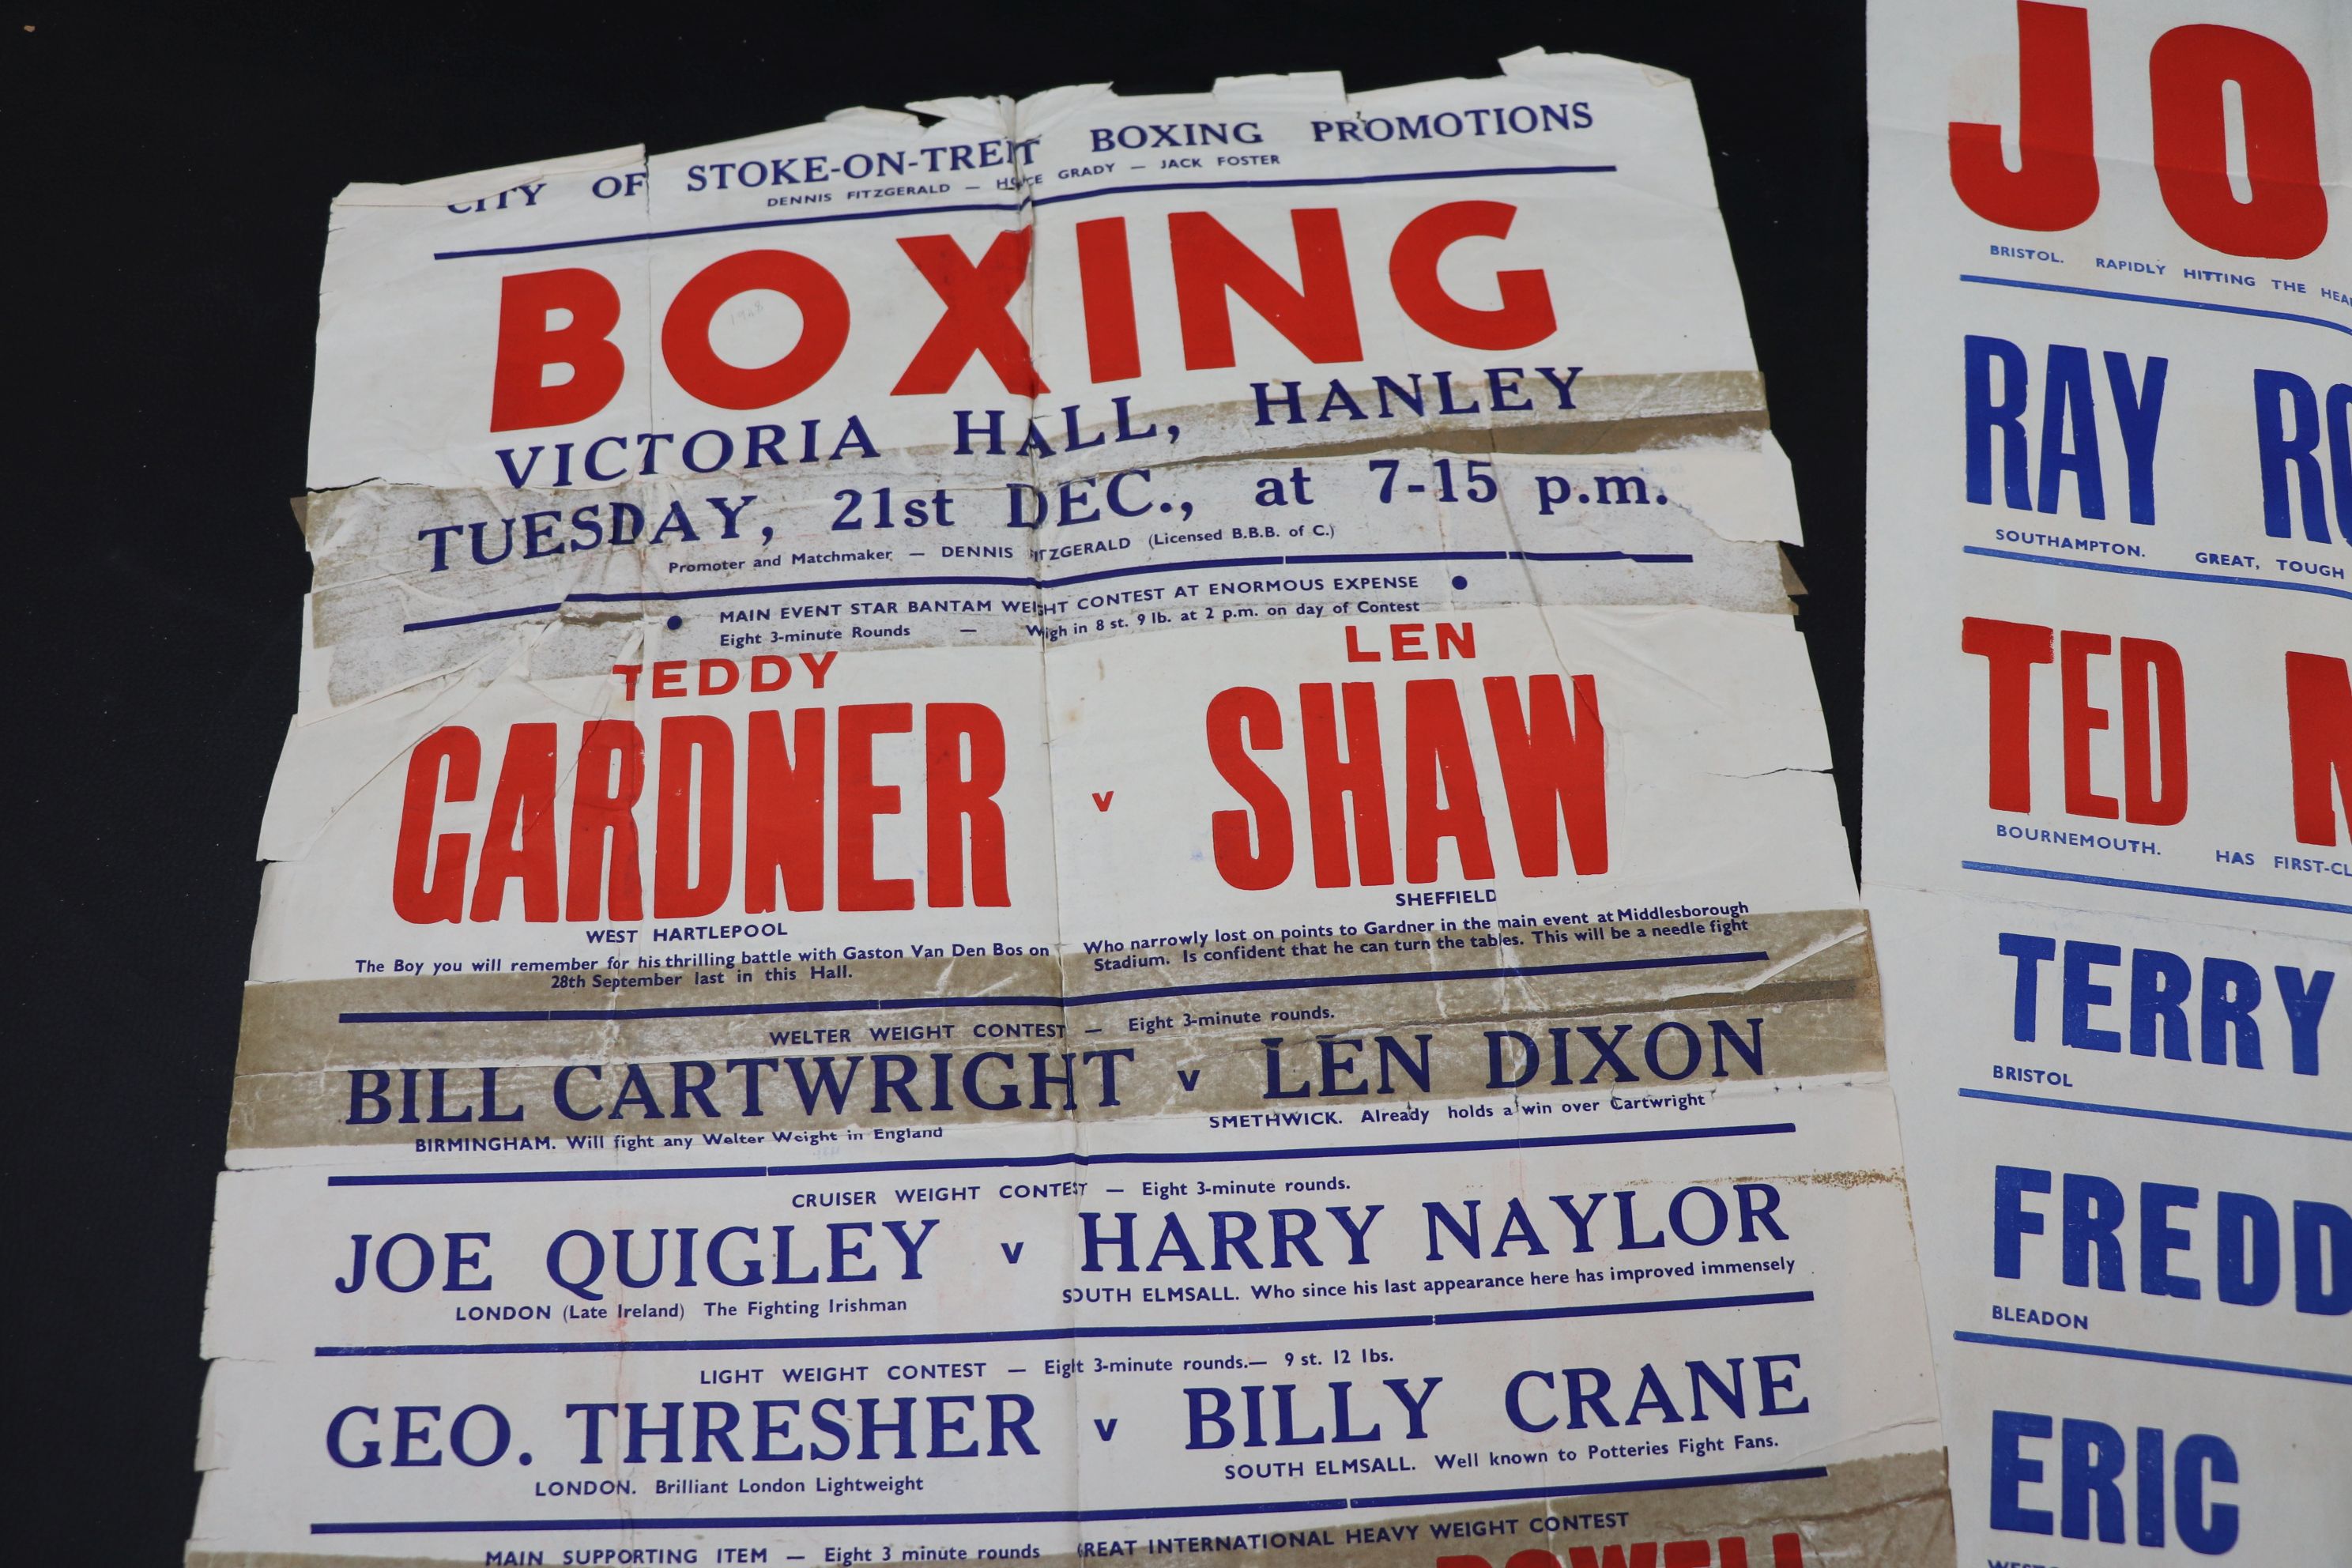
[1866,1,2347,1559]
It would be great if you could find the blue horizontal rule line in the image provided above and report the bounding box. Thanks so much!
[310,1461,1819,1535]
[433,198,1030,261]
[1038,547,1692,592]
[408,598,563,630]
[1958,273,2352,337]
[326,1151,1075,1187]
[337,991,1060,1025]
[1075,947,1768,1008]
[568,574,1034,602]
[1954,1331,2352,1388]
[325,1120,1796,1188]
[1962,545,2352,604]
[403,572,1034,633]
[400,548,1697,634]
[315,1289,1814,1359]
[1030,164,1620,208]
[1958,1087,2352,1143]
[316,1501,1341,1535]
[1959,860,2352,918]
[1367,1463,1827,1513]
[340,948,1770,1025]
[326,1163,769,1185]
[1037,550,1491,592]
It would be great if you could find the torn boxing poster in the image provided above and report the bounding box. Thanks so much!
[193,51,1955,1567]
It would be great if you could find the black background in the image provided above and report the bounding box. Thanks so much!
[10,3,1863,1556]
